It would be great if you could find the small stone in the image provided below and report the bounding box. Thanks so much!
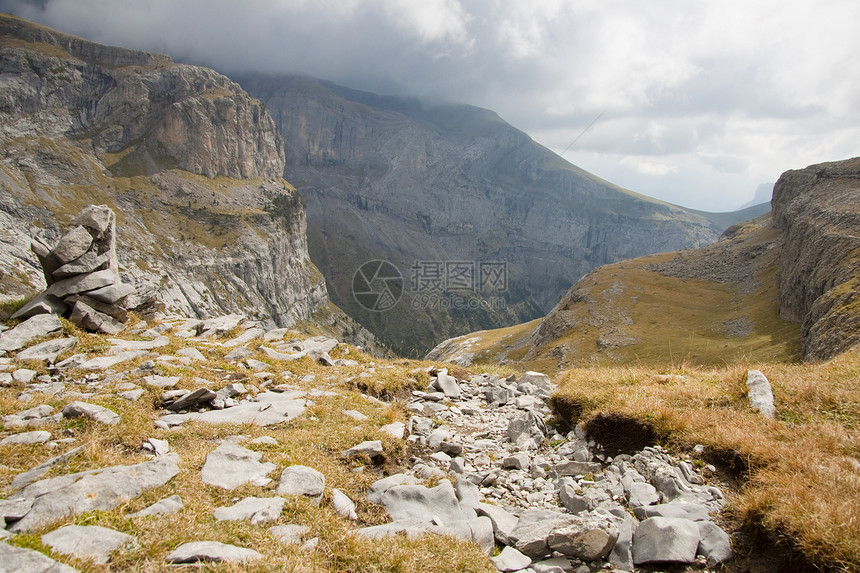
[176,347,206,361]
[214,496,286,525]
[379,421,406,439]
[342,439,383,459]
[130,495,184,517]
[746,369,776,418]
[343,409,368,421]
[269,524,309,545]
[331,488,358,520]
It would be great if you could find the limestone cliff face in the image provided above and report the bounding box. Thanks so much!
[0,15,373,344]
[0,15,283,180]
[238,75,745,356]
[771,158,860,360]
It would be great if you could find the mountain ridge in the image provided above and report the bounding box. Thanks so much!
[236,73,759,356]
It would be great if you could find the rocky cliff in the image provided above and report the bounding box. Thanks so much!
[771,157,860,360]
[237,75,759,357]
[0,15,376,349]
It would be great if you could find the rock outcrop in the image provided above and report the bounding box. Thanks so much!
[771,157,860,360]
[0,15,379,351]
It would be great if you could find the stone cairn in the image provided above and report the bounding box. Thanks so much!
[13,205,139,334]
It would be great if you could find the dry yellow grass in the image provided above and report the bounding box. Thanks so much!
[0,326,493,572]
[551,350,860,570]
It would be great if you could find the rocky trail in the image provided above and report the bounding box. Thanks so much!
[0,309,736,572]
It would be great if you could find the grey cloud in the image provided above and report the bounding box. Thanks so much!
[2,0,859,211]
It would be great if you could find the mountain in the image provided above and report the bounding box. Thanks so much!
[738,181,774,210]
[236,74,757,357]
[0,14,379,351]
[427,158,860,371]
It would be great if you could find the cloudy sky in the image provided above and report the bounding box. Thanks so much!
[3,0,859,211]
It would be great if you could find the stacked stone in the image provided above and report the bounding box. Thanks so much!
[13,205,135,334]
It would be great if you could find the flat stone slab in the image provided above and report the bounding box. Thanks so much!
[15,337,78,363]
[108,336,169,351]
[214,496,285,525]
[158,392,306,427]
[142,375,180,388]
[8,453,180,533]
[378,479,475,523]
[1,430,52,445]
[0,540,78,572]
[166,541,262,565]
[0,314,63,353]
[42,524,134,564]
[61,401,120,425]
[201,443,276,490]
[80,350,147,370]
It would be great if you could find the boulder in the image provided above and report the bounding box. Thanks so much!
[632,517,701,565]
[697,520,733,567]
[476,502,520,545]
[492,546,532,572]
[546,514,619,561]
[377,479,476,523]
[508,510,577,559]
[61,401,121,425]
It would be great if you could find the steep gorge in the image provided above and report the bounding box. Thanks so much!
[238,75,763,356]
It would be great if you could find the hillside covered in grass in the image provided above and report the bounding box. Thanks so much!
[428,158,860,374]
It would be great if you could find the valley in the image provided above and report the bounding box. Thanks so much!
[0,13,858,573]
